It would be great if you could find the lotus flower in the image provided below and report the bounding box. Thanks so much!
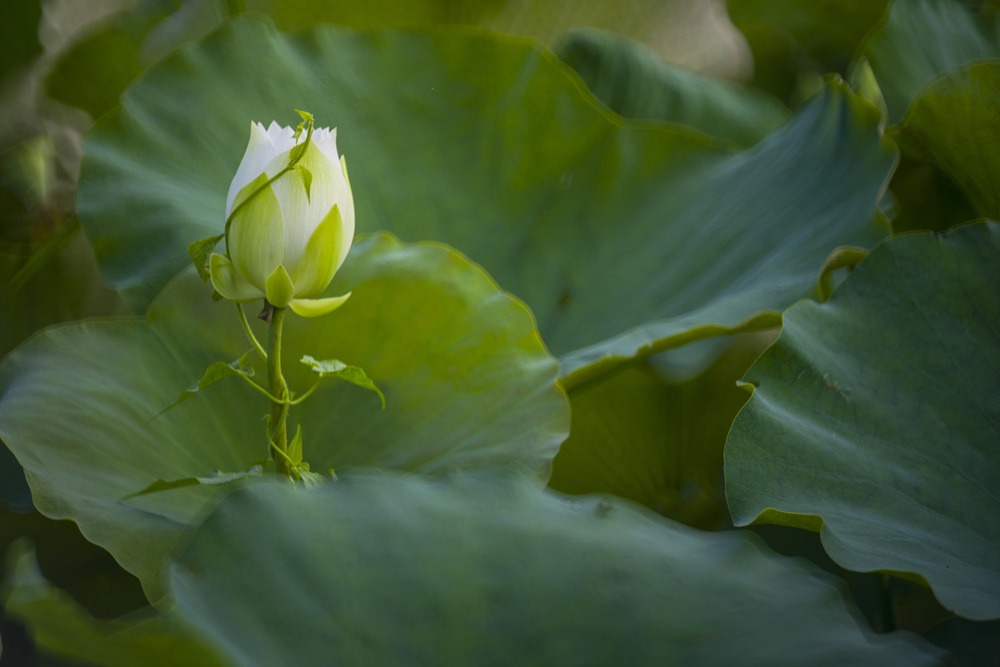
[210,120,354,317]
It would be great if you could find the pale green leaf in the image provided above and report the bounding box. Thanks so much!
[300,355,385,409]
[158,350,255,417]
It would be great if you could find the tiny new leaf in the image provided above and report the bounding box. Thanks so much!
[187,234,224,282]
[156,350,256,417]
[298,164,313,203]
[121,465,263,501]
[300,355,385,409]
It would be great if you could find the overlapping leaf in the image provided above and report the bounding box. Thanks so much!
[0,234,568,601]
[891,60,1000,220]
[548,332,774,529]
[2,542,224,667]
[725,221,1000,620]
[246,0,750,76]
[861,0,998,124]
[728,0,889,102]
[169,469,945,666]
[555,28,788,146]
[78,18,895,380]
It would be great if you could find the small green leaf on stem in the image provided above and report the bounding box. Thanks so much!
[121,465,263,500]
[188,234,224,282]
[297,469,327,489]
[300,355,386,409]
[154,350,256,418]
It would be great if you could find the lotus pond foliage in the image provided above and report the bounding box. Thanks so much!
[0,0,997,664]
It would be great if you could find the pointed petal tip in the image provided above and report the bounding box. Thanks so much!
[288,292,352,318]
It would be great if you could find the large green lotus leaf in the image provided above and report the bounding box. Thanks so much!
[1,227,130,512]
[0,234,568,602]
[727,0,888,103]
[725,221,1000,620]
[44,0,178,119]
[2,541,226,667]
[247,0,750,77]
[890,60,1000,220]
[0,506,147,620]
[861,0,998,124]
[548,332,774,529]
[169,469,945,666]
[555,28,788,146]
[78,18,896,379]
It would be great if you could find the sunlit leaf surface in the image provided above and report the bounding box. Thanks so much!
[0,235,567,601]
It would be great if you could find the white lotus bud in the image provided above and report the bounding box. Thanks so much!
[210,119,354,317]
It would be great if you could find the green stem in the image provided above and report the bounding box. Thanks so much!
[267,305,291,477]
[236,304,267,361]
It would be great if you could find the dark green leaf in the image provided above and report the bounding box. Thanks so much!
[0,0,42,81]
[890,60,1000,219]
[549,332,774,529]
[556,28,789,146]
[2,542,226,667]
[169,470,946,666]
[726,221,1000,620]
[247,0,750,75]
[860,0,998,123]
[44,0,180,118]
[728,0,889,102]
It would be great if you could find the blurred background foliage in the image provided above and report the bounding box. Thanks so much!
[1,0,998,664]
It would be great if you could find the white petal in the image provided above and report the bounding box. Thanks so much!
[266,121,296,151]
[264,140,340,273]
[333,154,354,270]
[226,122,282,218]
[311,127,339,162]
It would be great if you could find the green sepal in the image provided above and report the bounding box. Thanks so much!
[300,355,386,409]
[187,234,224,282]
[265,264,295,308]
[210,252,263,303]
[211,289,224,302]
[287,293,351,318]
[155,350,256,418]
[120,465,264,500]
